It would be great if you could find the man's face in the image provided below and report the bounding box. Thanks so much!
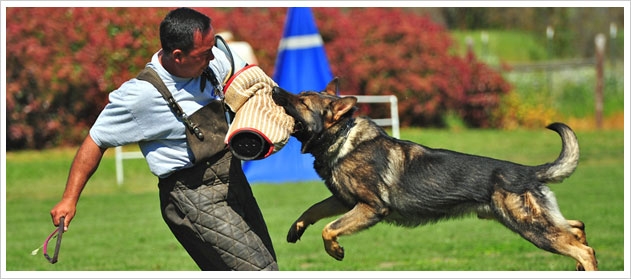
[177,28,216,78]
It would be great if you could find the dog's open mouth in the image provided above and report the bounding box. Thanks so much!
[285,113,313,146]
[281,107,306,136]
[291,118,312,144]
[293,119,305,134]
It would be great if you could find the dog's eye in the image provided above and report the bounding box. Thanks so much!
[299,99,315,113]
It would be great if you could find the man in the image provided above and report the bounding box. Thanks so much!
[49,7,278,271]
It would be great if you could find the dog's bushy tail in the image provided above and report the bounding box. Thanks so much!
[535,123,580,183]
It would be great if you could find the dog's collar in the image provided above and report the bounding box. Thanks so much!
[304,118,355,155]
[335,118,355,139]
[302,118,355,154]
[325,118,355,148]
[310,117,356,160]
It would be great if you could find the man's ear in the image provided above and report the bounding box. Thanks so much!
[324,77,339,96]
[172,49,184,64]
[332,96,357,121]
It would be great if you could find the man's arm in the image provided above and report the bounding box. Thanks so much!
[50,135,107,231]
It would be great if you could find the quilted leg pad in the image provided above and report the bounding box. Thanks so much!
[159,152,277,271]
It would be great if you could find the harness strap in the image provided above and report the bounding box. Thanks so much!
[136,67,205,140]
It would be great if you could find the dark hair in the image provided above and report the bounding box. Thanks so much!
[160,7,212,55]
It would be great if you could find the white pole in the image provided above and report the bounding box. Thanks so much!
[390,95,400,139]
[594,33,606,129]
[115,146,123,185]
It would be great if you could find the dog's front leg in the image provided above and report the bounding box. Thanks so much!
[322,202,386,261]
[287,195,350,243]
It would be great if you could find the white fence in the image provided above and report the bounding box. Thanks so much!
[114,95,399,185]
[114,145,143,185]
[346,95,400,139]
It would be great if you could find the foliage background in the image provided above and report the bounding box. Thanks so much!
[6,7,512,150]
[5,7,625,149]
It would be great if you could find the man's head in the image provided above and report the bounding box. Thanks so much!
[160,7,216,78]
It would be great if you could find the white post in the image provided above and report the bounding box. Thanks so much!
[609,22,617,67]
[115,146,123,185]
[389,95,400,139]
[348,95,400,139]
[594,33,606,129]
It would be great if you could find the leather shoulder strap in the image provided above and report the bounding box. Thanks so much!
[136,67,189,117]
[136,67,173,100]
[136,67,205,139]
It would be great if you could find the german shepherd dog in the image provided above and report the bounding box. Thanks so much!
[271,79,598,271]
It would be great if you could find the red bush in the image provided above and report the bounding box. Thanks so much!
[314,8,510,127]
[6,7,509,150]
[6,7,167,149]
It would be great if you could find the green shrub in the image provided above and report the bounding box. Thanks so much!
[6,7,511,150]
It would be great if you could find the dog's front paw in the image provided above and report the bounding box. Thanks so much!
[324,239,344,261]
[287,220,308,243]
[576,263,585,271]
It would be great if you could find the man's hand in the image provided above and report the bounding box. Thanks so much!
[50,135,106,232]
[50,199,75,232]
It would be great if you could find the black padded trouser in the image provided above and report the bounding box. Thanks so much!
[158,149,278,271]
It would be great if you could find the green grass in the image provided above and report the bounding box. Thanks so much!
[4,128,625,271]
[450,30,548,63]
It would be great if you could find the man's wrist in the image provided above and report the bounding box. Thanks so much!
[60,195,79,205]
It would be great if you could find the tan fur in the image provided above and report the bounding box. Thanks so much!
[491,188,597,270]
[321,203,387,260]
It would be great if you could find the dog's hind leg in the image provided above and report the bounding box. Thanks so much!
[565,219,596,270]
[321,202,387,261]
[567,220,587,244]
[287,196,350,243]
[491,188,598,271]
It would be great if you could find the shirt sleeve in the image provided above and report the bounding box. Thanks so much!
[89,81,148,148]
[210,46,232,86]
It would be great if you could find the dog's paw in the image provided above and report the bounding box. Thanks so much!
[576,262,585,271]
[287,220,308,243]
[324,239,345,261]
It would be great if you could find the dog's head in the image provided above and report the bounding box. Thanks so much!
[272,78,357,154]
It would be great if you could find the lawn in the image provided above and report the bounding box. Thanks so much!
[3,127,625,271]
[450,29,548,63]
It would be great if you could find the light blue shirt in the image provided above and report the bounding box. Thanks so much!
[90,49,231,178]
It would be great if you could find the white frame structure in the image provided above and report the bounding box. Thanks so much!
[114,95,399,185]
[347,95,400,139]
[114,145,143,185]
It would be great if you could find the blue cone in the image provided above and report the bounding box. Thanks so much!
[242,7,333,183]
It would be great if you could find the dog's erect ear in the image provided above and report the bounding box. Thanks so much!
[332,96,357,121]
[324,77,340,96]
